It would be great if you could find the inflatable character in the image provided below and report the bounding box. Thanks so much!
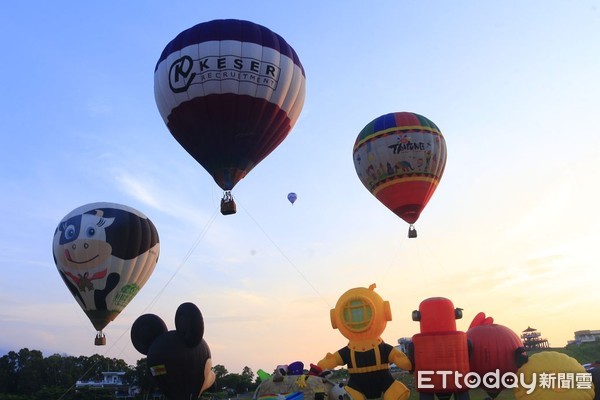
[590,367,600,400]
[409,297,470,400]
[329,381,351,400]
[317,284,411,400]
[253,362,327,400]
[467,312,528,398]
[131,302,215,400]
[514,351,594,400]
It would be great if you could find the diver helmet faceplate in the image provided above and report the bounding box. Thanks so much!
[330,284,391,341]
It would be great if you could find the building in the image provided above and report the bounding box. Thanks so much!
[568,330,600,345]
[521,326,550,350]
[76,371,139,399]
[396,337,412,354]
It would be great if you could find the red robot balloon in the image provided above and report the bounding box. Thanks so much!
[409,297,470,400]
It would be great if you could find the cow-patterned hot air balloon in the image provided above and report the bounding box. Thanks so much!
[353,112,447,238]
[52,202,160,345]
[154,19,306,215]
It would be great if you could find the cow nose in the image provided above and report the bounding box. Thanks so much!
[71,242,90,250]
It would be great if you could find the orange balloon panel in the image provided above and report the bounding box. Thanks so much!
[353,112,446,225]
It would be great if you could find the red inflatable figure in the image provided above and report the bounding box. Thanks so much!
[409,297,470,400]
[467,312,528,399]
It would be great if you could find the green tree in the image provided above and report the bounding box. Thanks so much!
[218,367,256,393]
[43,353,79,388]
[213,364,228,390]
[13,348,45,395]
[0,352,16,394]
[132,357,158,398]
[213,364,228,380]
[241,366,255,391]
[0,348,140,399]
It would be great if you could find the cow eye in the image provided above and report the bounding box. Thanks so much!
[65,225,76,240]
[85,227,96,237]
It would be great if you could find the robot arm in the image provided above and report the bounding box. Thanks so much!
[406,341,415,373]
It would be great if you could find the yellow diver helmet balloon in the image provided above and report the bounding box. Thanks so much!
[319,283,410,400]
[330,283,392,342]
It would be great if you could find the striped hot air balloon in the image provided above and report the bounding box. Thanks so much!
[353,112,447,237]
[154,19,306,215]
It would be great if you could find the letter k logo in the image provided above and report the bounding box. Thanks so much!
[169,55,196,93]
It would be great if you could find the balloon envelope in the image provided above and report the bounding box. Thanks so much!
[515,352,594,399]
[287,192,297,204]
[154,19,306,191]
[467,313,526,396]
[353,112,446,225]
[52,202,159,337]
[131,303,215,400]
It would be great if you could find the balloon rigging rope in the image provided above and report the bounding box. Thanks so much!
[238,200,333,309]
[145,205,220,312]
[57,206,221,399]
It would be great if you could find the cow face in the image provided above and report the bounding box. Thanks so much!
[55,210,115,272]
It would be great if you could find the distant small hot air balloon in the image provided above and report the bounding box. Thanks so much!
[287,192,297,205]
[52,202,159,345]
[154,19,306,215]
[353,112,447,238]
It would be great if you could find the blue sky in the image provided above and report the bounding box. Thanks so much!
[1,1,599,375]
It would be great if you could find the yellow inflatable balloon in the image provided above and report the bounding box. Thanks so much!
[514,351,594,399]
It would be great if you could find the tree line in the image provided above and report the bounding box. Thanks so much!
[0,348,258,400]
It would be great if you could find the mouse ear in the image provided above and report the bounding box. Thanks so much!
[131,313,168,355]
[175,302,204,347]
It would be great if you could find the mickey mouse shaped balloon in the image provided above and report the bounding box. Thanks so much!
[131,302,216,400]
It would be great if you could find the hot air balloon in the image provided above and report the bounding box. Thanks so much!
[52,202,160,345]
[154,19,306,215]
[353,112,447,238]
[287,192,297,205]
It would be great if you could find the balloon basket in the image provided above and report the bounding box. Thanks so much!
[220,191,237,215]
[95,332,106,346]
[408,225,417,238]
